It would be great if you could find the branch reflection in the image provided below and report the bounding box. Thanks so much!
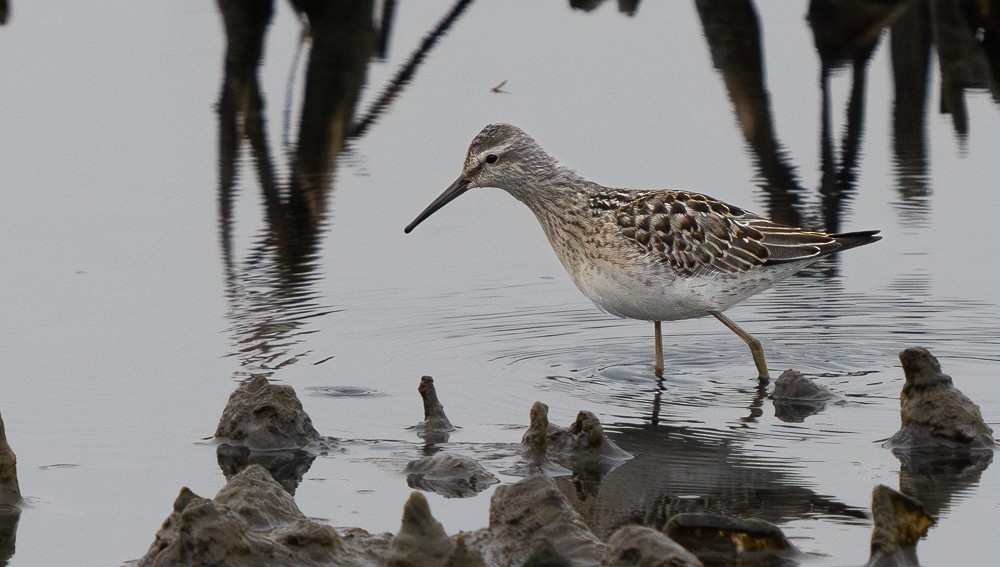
[216,1,470,378]
[694,0,999,232]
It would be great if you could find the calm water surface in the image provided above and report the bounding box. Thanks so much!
[1,1,999,565]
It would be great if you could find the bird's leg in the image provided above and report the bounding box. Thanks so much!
[653,321,664,378]
[709,311,770,383]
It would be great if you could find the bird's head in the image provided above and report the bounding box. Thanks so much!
[404,124,554,233]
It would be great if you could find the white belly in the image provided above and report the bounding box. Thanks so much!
[563,254,790,322]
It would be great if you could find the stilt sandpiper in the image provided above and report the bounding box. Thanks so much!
[405,124,880,381]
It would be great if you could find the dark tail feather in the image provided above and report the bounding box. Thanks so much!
[832,230,881,253]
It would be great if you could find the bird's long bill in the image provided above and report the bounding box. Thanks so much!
[404,176,470,233]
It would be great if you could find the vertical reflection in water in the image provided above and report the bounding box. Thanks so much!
[569,0,640,16]
[698,0,997,245]
[931,0,999,141]
[738,383,768,424]
[890,0,932,227]
[375,0,397,59]
[696,0,896,279]
[291,1,374,203]
[976,3,1000,97]
[216,1,473,379]
[695,0,805,228]
[217,0,274,272]
[889,0,1000,224]
[216,1,376,378]
[809,0,906,234]
[350,0,474,138]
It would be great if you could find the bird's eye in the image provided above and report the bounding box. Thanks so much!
[485,154,499,164]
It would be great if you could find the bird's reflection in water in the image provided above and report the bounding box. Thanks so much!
[554,420,868,540]
[647,379,768,426]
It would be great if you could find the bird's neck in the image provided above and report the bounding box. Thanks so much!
[504,165,596,216]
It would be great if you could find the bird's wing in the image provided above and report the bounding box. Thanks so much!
[603,190,840,275]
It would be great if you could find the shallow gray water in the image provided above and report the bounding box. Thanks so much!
[1,1,999,565]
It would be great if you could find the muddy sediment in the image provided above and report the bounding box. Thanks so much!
[138,360,997,565]
[404,452,499,498]
[138,464,391,567]
[602,525,703,566]
[412,376,455,444]
[867,484,934,567]
[522,401,631,462]
[0,412,19,506]
[772,369,841,422]
[887,347,996,518]
[384,491,465,567]
[521,401,633,499]
[665,513,797,565]
[772,370,838,402]
[142,460,936,566]
[478,473,606,565]
[404,377,497,498]
[0,411,21,565]
[213,376,336,494]
[215,375,334,451]
[887,347,995,449]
